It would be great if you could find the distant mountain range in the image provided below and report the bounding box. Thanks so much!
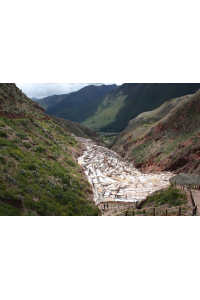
[45,84,118,117]
[36,93,73,110]
[36,84,117,112]
[31,97,38,101]
[80,83,200,132]
[36,84,200,135]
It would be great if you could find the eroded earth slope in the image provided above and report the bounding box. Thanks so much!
[111,89,200,174]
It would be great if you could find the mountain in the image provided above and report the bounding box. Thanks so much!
[80,83,200,132]
[36,93,72,110]
[49,115,106,147]
[0,83,100,216]
[31,97,38,101]
[46,84,118,118]
[111,89,200,174]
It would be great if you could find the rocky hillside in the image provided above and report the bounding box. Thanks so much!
[111,90,200,174]
[0,83,49,120]
[49,115,106,146]
[81,83,200,132]
[0,83,99,216]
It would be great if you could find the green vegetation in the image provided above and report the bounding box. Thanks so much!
[100,132,119,145]
[50,115,106,146]
[0,130,7,138]
[0,117,98,216]
[0,84,100,216]
[143,186,187,207]
[36,94,70,110]
[78,83,200,132]
[111,89,200,174]
[0,83,46,119]
[46,84,117,121]
[0,204,22,216]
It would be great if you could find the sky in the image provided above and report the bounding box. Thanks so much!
[16,83,123,99]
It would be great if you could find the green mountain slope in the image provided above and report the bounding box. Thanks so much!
[46,84,118,118]
[36,93,72,110]
[49,115,106,146]
[111,89,200,174]
[0,83,99,216]
[81,83,200,132]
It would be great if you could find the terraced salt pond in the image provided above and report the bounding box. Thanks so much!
[74,136,173,205]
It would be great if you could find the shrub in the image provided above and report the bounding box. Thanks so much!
[8,149,24,161]
[0,204,22,216]
[145,186,187,207]
[0,131,7,138]
[0,155,6,164]
[21,163,37,171]
[66,159,76,167]
[16,132,27,139]
[0,184,6,190]
[0,189,18,202]
[23,142,31,149]
[0,138,19,148]
[35,146,46,153]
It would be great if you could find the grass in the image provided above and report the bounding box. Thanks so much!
[143,186,187,208]
[0,203,22,216]
[0,130,8,138]
[0,115,98,216]
[81,84,200,132]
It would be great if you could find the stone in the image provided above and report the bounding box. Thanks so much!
[20,169,26,175]
[6,175,17,185]
[18,195,23,202]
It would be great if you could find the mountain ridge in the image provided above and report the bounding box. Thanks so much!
[111,89,200,174]
[46,84,118,118]
[81,83,200,131]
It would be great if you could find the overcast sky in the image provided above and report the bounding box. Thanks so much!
[16,83,123,99]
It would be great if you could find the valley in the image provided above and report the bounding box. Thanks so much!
[76,136,173,206]
[1,83,200,216]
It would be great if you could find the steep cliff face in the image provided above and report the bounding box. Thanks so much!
[111,90,200,174]
[0,84,99,216]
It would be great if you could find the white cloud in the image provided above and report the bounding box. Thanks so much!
[16,83,123,99]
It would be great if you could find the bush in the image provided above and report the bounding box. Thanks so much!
[0,131,7,138]
[0,138,19,148]
[35,146,46,153]
[145,186,187,207]
[8,149,24,161]
[0,203,22,216]
[0,155,6,164]
[67,159,76,167]
[0,189,18,202]
[0,184,6,190]
[22,163,37,170]
[16,132,27,139]
[23,142,31,149]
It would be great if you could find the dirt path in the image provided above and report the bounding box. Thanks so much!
[190,189,200,214]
